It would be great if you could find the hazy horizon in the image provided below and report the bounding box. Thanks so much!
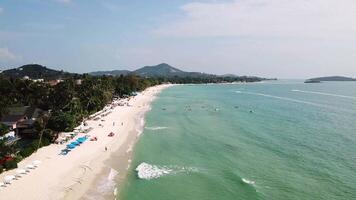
[1,0,356,79]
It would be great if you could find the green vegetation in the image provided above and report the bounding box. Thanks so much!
[0,73,162,173]
[305,76,356,83]
[4,159,17,170]
[0,123,8,136]
[1,64,74,80]
[0,63,265,173]
[90,63,268,83]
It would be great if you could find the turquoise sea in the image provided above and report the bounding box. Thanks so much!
[119,80,356,200]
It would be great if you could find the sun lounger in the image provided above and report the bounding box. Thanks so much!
[4,175,15,184]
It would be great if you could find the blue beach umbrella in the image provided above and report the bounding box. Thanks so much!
[66,144,76,149]
[78,137,87,142]
[71,141,80,146]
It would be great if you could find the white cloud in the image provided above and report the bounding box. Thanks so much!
[154,0,356,39]
[0,48,18,62]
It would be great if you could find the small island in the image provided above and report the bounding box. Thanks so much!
[305,76,356,83]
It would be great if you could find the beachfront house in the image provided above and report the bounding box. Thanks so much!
[0,106,45,137]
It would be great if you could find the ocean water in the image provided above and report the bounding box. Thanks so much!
[118,80,356,200]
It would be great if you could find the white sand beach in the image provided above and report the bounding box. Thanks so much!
[0,84,171,200]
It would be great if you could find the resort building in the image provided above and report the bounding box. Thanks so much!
[0,106,45,137]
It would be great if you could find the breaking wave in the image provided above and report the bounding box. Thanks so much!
[242,178,256,186]
[136,117,145,137]
[135,162,198,180]
[291,89,356,100]
[145,126,169,130]
[85,168,118,200]
[235,91,328,108]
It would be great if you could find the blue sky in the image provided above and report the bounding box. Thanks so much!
[1,0,356,78]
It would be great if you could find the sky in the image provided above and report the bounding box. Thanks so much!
[1,0,356,78]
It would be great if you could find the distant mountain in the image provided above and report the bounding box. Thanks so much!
[305,76,356,83]
[1,64,73,80]
[88,63,271,84]
[90,63,187,77]
[2,63,267,82]
[133,63,185,77]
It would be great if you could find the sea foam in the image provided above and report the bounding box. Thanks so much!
[292,89,356,100]
[235,91,329,108]
[136,162,173,180]
[242,178,255,186]
[136,117,146,136]
[135,162,198,180]
[145,126,169,130]
[86,168,118,199]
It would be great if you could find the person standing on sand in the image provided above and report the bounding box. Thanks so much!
[113,122,115,126]
[105,146,107,151]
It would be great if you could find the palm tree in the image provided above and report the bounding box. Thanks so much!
[34,114,49,151]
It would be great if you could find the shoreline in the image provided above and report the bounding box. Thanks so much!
[77,102,151,200]
[0,84,171,200]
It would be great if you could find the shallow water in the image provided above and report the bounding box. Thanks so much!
[119,81,356,200]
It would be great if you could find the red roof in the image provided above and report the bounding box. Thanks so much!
[0,156,13,165]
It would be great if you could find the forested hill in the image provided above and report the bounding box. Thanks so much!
[90,63,185,77]
[306,76,356,82]
[90,63,267,82]
[1,64,74,80]
[133,63,184,76]
[1,63,268,83]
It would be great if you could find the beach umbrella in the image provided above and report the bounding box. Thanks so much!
[4,175,15,184]
[77,137,87,142]
[26,164,35,171]
[67,144,76,149]
[16,169,27,177]
[33,160,41,167]
[76,138,84,143]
